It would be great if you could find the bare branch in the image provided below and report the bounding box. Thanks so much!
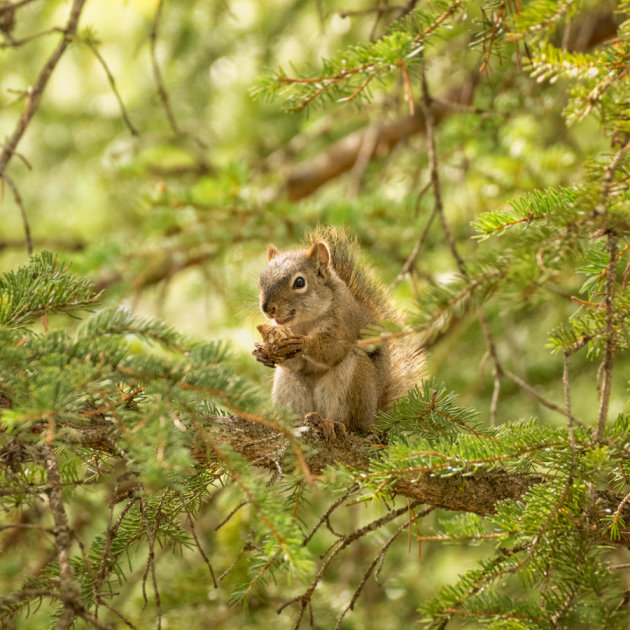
[0,0,87,177]
[419,65,466,275]
[277,501,428,620]
[81,38,139,136]
[148,0,207,152]
[335,507,436,629]
[149,0,181,137]
[178,493,218,588]
[595,231,618,443]
[2,173,32,255]
[390,191,436,290]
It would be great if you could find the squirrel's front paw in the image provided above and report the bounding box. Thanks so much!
[252,343,276,368]
[256,324,304,364]
[270,335,304,362]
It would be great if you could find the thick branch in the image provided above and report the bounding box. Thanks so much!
[281,9,618,201]
[284,78,477,200]
[198,415,630,547]
[24,413,630,548]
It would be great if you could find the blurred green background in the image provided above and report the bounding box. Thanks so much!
[2,0,628,627]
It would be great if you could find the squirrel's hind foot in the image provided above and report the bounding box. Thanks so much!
[304,412,348,442]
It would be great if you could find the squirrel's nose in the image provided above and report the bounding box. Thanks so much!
[262,300,275,317]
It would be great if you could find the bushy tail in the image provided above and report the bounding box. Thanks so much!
[383,342,425,408]
[307,226,424,407]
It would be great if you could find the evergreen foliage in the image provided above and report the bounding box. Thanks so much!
[1,1,630,629]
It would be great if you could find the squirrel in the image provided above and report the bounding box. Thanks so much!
[253,227,423,435]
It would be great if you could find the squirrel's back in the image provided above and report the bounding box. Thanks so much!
[306,226,398,323]
[305,226,423,408]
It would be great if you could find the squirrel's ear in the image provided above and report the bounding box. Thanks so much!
[307,241,330,275]
[267,244,280,261]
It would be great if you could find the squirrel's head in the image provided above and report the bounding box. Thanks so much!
[258,241,335,328]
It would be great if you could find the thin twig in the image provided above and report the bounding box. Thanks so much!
[335,513,432,629]
[502,367,571,418]
[214,501,248,531]
[218,537,257,582]
[148,0,207,151]
[302,484,359,547]
[278,501,424,619]
[476,310,502,425]
[412,0,465,48]
[178,494,218,588]
[391,199,436,290]
[82,39,139,136]
[94,495,138,618]
[2,173,32,255]
[0,26,63,49]
[149,0,180,136]
[420,65,466,275]
[139,494,163,629]
[0,0,87,177]
[563,352,576,449]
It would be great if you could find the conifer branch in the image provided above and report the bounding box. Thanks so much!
[595,231,618,443]
[42,444,82,630]
[283,76,478,200]
[199,414,630,547]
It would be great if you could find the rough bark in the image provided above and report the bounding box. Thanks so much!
[199,414,630,547]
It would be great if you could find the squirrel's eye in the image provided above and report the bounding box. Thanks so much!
[292,276,306,289]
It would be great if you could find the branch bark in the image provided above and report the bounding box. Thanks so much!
[284,77,477,201]
[196,414,630,548]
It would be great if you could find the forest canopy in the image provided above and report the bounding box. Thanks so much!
[1,1,630,629]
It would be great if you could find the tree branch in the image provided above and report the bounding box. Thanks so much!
[0,0,87,177]
[193,415,630,547]
[283,77,477,200]
[280,9,619,201]
[42,445,82,630]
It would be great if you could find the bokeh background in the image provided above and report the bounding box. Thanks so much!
[1,0,629,627]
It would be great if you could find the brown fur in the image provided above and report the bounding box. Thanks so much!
[255,228,423,432]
